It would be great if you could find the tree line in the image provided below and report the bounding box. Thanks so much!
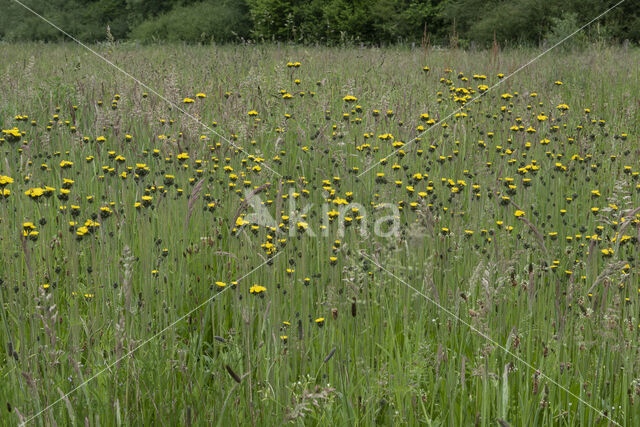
[0,0,638,46]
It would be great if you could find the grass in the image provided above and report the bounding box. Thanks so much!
[0,41,639,426]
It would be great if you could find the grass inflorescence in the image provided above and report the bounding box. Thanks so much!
[0,42,639,425]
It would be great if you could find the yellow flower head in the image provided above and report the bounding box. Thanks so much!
[249,284,266,294]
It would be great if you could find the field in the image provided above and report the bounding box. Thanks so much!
[0,42,639,426]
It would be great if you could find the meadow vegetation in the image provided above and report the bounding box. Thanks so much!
[0,42,639,425]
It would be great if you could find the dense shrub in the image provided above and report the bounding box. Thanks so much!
[0,0,637,45]
[130,1,251,43]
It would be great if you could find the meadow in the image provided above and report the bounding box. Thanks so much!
[0,42,639,426]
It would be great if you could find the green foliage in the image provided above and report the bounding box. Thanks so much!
[248,0,448,44]
[544,12,588,50]
[247,0,298,41]
[130,1,251,43]
[441,0,559,46]
[0,0,130,42]
[0,0,638,45]
[441,0,640,47]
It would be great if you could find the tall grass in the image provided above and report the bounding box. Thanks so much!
[0,42,638,425]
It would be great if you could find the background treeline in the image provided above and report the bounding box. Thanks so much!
[0,0,638,46]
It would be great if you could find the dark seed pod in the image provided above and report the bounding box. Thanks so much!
[323,347,337,363]
[225,365,241,383]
